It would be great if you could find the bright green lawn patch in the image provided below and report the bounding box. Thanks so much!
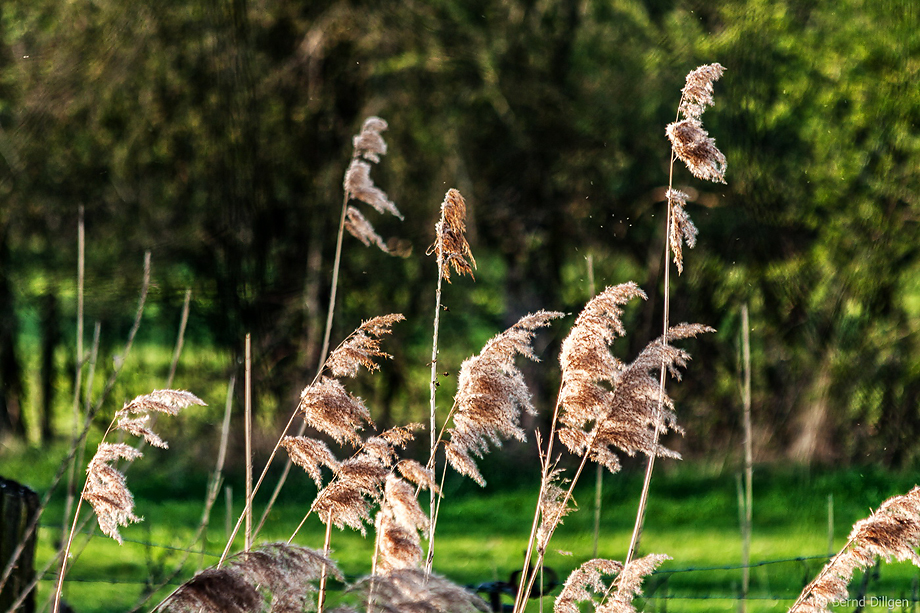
[16,464,920,612]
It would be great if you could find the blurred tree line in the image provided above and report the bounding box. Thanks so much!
[0,0,917,466]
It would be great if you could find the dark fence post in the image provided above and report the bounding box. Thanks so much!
[0,476,39,613]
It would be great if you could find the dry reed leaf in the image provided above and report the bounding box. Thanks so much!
[297,377,373,447]
[158,542,337,613]
[431,188,476,282]
[280,436,341,488]
[345,205,391,253]
[446,310,565,486]
[83,442,143,544]
[354,568,488,613]
[325,313,405,378]
[555,558,624,613]
[678,63,725,120]
[666,119,726,184]
[666,188,697,275]
[597,554,670,613]
[790,486,920,613]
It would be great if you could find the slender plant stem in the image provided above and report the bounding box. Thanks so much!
[623,128,680,565]
[426,243,445,572]
[252,191,351,538]
[244,333,253,552]
[165,288,192,389]
[319,192,351,371]
[741,303,753,611]
[52,419,116,613]
[62,206,86,556]
[0,253,149,596]
[317,514,334,613]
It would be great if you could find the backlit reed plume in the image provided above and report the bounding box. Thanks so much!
[665,188,697,275]
[558,321,714,472]
[55,390,204,613]
[343,117,403,237]
[156,543,337,613]
[554,554,668,613]
[430,188,476,282]
[305,424,421,535]
[346,206,390,253]
[444,310,565,486]
[555,558,623,613]
[375,473,433,573]
[789,486,920,613]
[84,389,206,543]
[426,187,477,569]
[665,63,726,184]
[354,568,488,613]
[514,290,708,613]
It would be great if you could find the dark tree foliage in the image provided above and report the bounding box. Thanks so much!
[0,0,917,466]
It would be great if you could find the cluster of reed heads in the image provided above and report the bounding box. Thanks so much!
[44,63,920,613]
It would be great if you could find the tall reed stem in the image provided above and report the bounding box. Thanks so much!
[624,127,680,566]
[425,242,445,572]
[317,513,334,613]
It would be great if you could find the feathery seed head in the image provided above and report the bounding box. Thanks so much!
[343,160,403,220]
[297,377,373,447]
[792,486,920,613]
[666,188,698,275]
[117,389,206,417]
[345,205,390,253]
[445,311,564,486]
[666,119,727,184]
[83,442,144,544]
[159,543,336,613]
[281,436,341,488]
[325,313,405,378]
[678,63,725,120]
[353,116,389,163]
[555,558,624,613]
[354,569,488,612]
[597,554,670,613]
[432,188,476,282]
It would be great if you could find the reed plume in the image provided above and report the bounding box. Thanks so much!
[789,486,920,613]
[354,568,488,613]
[426,188,477,570]
[558,321,714,472]
[624,61,725,566]
[555,558,623,613]
[430,188,476,282]
[554,553,668,613]
[665,63,726,184]
[343,117,403,247]
[156,542,337,613]
[598,554,669,613]
[444,310,564,486]
[375,473,431,573]
[83,389,206,543]
[55,389,204,613]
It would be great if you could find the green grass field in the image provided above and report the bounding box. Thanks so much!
[7,452,918,613]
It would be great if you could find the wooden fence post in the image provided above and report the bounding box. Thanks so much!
[1,476,39,613]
